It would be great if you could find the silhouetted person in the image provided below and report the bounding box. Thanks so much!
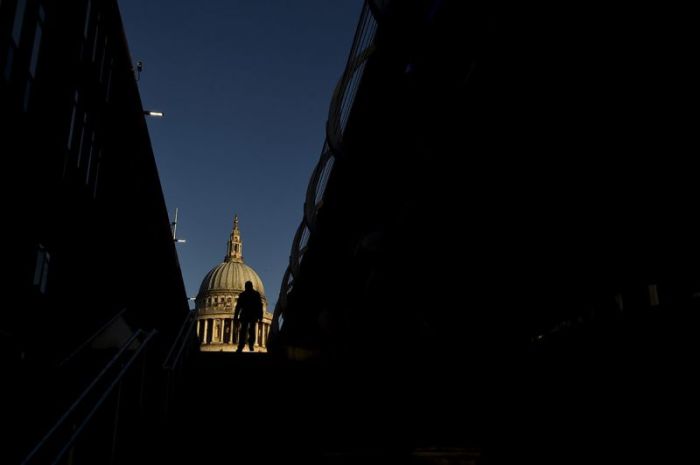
[234,281,263,352]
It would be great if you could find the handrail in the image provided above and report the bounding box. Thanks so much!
[166,310,198,371]
[49,330,158,465]
[57,308,128,368]
[163,309,197,370]
[19,329,143,465]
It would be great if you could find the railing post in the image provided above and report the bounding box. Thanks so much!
[139,349,148,412]
[66,424,77,465]
[109,379,123,465]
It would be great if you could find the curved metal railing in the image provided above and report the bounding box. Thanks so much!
[272,1,378,338]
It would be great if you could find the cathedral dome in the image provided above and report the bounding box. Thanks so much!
[194,215,272,353]
[196,215,266,300]
[198,261,265,297]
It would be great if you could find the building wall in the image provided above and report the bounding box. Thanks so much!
[273,0,699,361]
[1,0,190,462]
[270,2,697,461]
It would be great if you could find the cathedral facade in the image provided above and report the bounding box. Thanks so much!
[195,216,272,352]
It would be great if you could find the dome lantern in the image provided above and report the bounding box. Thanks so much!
[225,214,243,263]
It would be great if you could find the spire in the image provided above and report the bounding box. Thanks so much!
[225,214,243,262]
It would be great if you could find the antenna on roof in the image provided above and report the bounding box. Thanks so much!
[171,208,186,243]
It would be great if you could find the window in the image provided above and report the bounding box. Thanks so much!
[4,0,28,82]
[63,93,85,180]
[83,0,92,39]
[91,15,100,63]
[28,14,43,77]
[33,244,50,295]
[3,46,15,81]
[67,91,79,149]
[23,6,46,112]
[84,132,95,185]
[76,115,88,167]
[105,58,113,102]
[22,80,31,112]
[92,149,102,198]
[277,313,285,330]
[12,0,27,45]
[81,0,91,59]
[99,37,109,82]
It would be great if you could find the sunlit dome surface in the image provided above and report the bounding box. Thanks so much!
[198,260,265,297]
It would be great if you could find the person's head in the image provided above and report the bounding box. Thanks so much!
[245,281,253,291]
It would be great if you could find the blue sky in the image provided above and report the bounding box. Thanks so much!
[118,0,361,308]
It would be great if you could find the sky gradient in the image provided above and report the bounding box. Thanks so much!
[118,0,361,308]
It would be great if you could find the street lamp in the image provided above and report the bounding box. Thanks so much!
[144,110,164,117]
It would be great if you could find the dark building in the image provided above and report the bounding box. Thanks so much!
[270,1,697,462]
[1,1,191,463]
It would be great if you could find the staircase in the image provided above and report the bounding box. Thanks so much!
[157,350,482,465]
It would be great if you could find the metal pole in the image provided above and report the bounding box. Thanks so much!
[171,208,178,240]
